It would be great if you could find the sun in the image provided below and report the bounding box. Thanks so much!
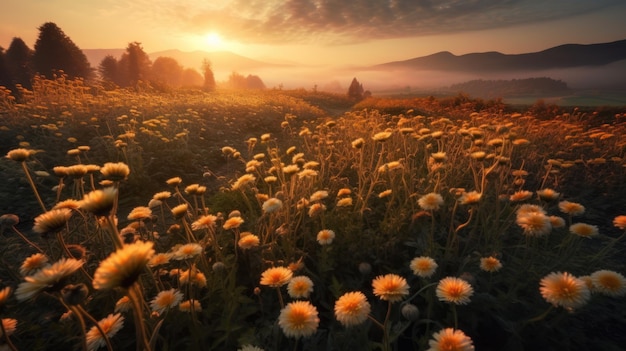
[204,32,223,48]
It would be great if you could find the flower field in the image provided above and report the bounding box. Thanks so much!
[1,76,626,351]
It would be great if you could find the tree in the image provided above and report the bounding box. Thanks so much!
[181,68,203,87]
[32,22,92,79]
[201,59,216,92]
[151,56,183,89]
[98,55,119,87]
[347,77,364,101]
[117,42,151,87]
[226,72,247,90]
[246,74,266,90]
[5,37,33,89]
[0,48,12,91]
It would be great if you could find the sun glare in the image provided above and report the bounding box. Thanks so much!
[204,32,223,48]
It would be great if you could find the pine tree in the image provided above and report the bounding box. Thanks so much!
[117,42,151,87]
[32,22,92,79]
[201,59,216,92]
[5,37,33,89]
[347,77,364,101]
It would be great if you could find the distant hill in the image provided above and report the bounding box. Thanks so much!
[371,39,626,72]
[83,49,284,74]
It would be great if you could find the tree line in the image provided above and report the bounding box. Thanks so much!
[0,22,267,97]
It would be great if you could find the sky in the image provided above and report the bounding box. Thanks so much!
[1,0,625,67]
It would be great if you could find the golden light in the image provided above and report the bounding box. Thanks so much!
[204,32,223,48]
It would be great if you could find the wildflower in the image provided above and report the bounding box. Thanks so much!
[436,277,474,305]
[93,241,155,290]
[334,291,371,327]
[337,188,352,197]
[540,272,590,309]
[378,189,392,198]
[287,276,314,299]
[431,152,447,162]
[509,190,533,202]
[148,253,171,267]
[378,161,403,173]
[260,266,293,288]
[559,201,585,216]
[16,258,83,301]
[191,214,217,230]
[0,287,11,308]
[32,209,72,235]
[613,215,626,230]
[590,270,626,297]
[537,188,560,202]
[223,216,244,230]
[410,256,438,278]
[127,206,152,221]
[569,223,599,238]
[401,303,420,321]
[0,318,17,338]
[179,299,202,312]
[372,274,410,303]
[80,188,117,216]
[166,177,182,186]
[427,328,475,351]
[372,131,392,142]
[153,191,172,201]
[470,151,486,161]
[238,233,260,249]
[170,204,188,219]
[309,190,329,202]
[20,253,50,276]
[264,176,277,183]
[549,216,566,228]
[261,133,271,142]
[100,162,130,181]
[278,301,319,338]
[351,138,365,148]
[458,191,481,205]
[418,193,444,211]
[479,257,503,273]
[114,296,132,313]
[516,212,552,237]
[317,229,335,245]
[172,243,203,260]
[232,174,256,190]
[85,313,124,350]
[6,148,33,162]
[238,345,264,351]
[308,203,326,217]
[282,164,300,175]
[336,197,353,207]
[262,198,283,213]
[150,289,184,314]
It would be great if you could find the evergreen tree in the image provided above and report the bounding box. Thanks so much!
[347,77,364,100]
[5,37,33,89]
[0,48,12,92]
[32,22,92,79]
[98,55,119,88]
[118,42,151,87]
[201,59,216,92]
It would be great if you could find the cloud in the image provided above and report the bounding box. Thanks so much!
[123,0,622,45]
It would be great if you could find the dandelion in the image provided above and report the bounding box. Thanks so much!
[436,277,474,305]
[223,216,244,230]
[590,270,626,297]
[278,301,319,338]
[80,188,117,216]
[378,161,403,173]
[179,299,202,312]
[6,148,33,162]
[537,188,560,202]
[569,223,599,238]
[150,288,184,314]
[317,229,335,245]
[148,253,171,267]
[431,152,447,163]
[153,191,171,201]
[260,266,293,288]
[238,233,260,249]
[232,174,256,190]
[0,318,17,338]
[558,201,585,216]
[309,190,329,202]
[100,162,130,181]
[127,206,152,221]
[470,151,486,160]
[479,257,503,273]
[282,164,300,175]
[372,274,410,303]
[171,243,203,260]
[378,189,392,198]
[427,328,475,351]
[372,131,392,142]
[20,253,49,276]
[85,313,124,351]
[351,138,365,148]
[410,256,438,278]
[16,258,84,301]
[262,198,283,213]
[264,176,277,183]
[540,272,590,309]
[613,215,626,230]
[336,197,353,207]
[166,177,182,186]
[516,212,552,237]
[337,188,352,197]
[32,208,72,235]
[418,193,444,211]
[458,191,481,205]
[114,296,132,313]
[191,214,217,230]
[0,287,11,307]
[334,291,371,327]
[549,216,566,228]
[93,241,155,290]
[170,204,188,219]
[53,199,81,210]
[308,203,326,217]
[509,190,533,202]
[287,276,314,299]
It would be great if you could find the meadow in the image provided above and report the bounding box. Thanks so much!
[0,75,626,351]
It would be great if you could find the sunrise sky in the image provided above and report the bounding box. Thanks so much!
[1,0,625,67]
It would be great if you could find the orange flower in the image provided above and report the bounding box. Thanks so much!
[410,256,438,278]
[479,257,502,273]
[427,328,474,351]
[436,277,474,305]
[334,291,371,327]
[539,272,590,309]
[260,267,293,288]
[372,274,409,303]
[278,301,319,338]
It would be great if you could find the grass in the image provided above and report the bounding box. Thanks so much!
[0,75,626,351]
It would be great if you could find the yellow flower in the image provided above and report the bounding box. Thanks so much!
[307,203,326,217]
[171,243,203,260]
[516,212,552,237]
[166,177,182,186]
[537,188,560,202]
[232,174,256,190]
[278,301,319,338]
[171,204,188,219]
[558,201,585,216]
[458,191,481,205]
[337,188,352,197]
[100,162,130,181]
[410,256,438,278]
[179,299,202,312]
[80,188,117,216]
[372,274,410,303]
[148,253,171,267]
[262,198,283,213]
[287,276,314,299]
[32,209,72,235]
[127,206,152,221]
[16,258,83,301]
[260,266,293,288]
[114,296,132,313]
[509,190,533,202]
[590,270,626,297]
[418,193,444,211]
[6,148,33,162]
[93,241,155,290]
[316,229,335,245]
[334,291,371,327]
[85,313,125,351]
[20,253,50,276]
[309,190,329,202]
[238,233,260,250]
[223,216,244,230]
[436,277,474,305]
[613,215,626,230]
[0,287,12,308]
[427,328,474,351]
[191,214,217,230]
[539,272,590,310]
[479,257,502,273]
[351,138,365,148]
[569,223,599,238]
[378,189,392,198]
[336,197,353,207]
[150,289,184,314]
[152,191,172,201]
